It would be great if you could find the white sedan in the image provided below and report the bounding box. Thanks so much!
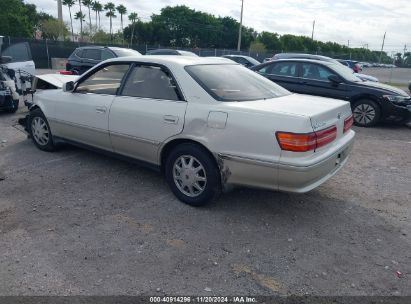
[27,56,355,206]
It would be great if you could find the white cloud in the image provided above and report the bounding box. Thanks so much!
[33,0,410,53]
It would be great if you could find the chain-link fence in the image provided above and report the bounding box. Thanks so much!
[0,36,404,70]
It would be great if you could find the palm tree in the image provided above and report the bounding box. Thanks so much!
[82,0,93,32]
[62,0,75,41]
[128,12,139,46]
[104,2,116,41]
[92,1,103,29]
[74,11,86,39]
[116,4,127,44]
[77,0,84,38]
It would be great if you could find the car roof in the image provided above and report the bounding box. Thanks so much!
[268,58,335,66]
[102,55,238,66]
[223,55,250,58]
[75,46,132,51]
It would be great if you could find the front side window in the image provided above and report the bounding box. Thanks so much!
[186,64,290,102]
[75,64,130,95]
[302,63,336,81]
[270,62,297,77]
[121,65,181,101]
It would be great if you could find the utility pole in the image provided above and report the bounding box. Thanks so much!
[57,0,63,22]
[311,20,315,40]
[57,0,63,41]
[348,40,351,60]
[403,44,407,58]
[237,0,244,52]
[379,32,386,63]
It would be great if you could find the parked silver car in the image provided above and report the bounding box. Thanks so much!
[27,56,355,206]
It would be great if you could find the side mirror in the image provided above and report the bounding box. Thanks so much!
[63,81,75,92]
[328,75,341,84]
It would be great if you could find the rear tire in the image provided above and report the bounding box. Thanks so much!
[165,143,221,206]
[352,99,381,127]
[28,109,56,152]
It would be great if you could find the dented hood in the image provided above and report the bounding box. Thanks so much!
[35,74,79,88]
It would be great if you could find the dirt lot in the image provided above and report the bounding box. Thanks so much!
[0,105,410,296]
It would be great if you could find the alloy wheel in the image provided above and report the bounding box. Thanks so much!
[31,117,50,146]
[173,155,207,197]
[353,103,376,125]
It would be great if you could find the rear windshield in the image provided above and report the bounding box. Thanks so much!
[112,49,142,57]
[185,64,290,102]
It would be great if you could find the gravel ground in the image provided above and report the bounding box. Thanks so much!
[0,105,410,296]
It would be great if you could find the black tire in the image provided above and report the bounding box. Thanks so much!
[165,143,221,206]
[352,99,381,127]
[6,100,19,113]
[28,108,56,152]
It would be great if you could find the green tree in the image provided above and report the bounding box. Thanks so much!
[104,2,116,41]
[63,0,75,40]
[82,0,93,32]
[249,41,266,53]
[257,31,282,51]
[77,0,84,38]
[92,1,103,29]
[128,12,139,45]
[116,4,127,43]
[0,0,31,37]
[41,19,69,40]
[74,11,86,38]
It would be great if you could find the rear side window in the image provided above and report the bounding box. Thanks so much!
[74,49,84,58]
[76,64,130,95]
[2,42,31,62]
[83,49,101,60]
[186,64,290,102]
[101,49,115,60]
[121,65,181,101]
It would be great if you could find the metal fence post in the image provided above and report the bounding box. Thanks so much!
[45,39,50,69]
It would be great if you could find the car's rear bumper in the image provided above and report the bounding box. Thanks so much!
[277,131,355,192]
[218,130,355,193]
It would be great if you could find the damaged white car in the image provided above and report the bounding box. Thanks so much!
[0,37,35,112]
[25,56,355,206]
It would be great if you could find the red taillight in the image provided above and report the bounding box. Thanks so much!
[276,125,337,152]
[59,70,73,75]
[343,114,353,133]
[315,125,337,148]
[275,132,317,152]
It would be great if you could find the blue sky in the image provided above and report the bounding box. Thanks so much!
[34,0,410,54]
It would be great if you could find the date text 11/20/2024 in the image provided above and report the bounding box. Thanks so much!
[149,296,257,303]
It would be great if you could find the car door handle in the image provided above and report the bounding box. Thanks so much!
[96,106,107,113]
[163,115,179,124]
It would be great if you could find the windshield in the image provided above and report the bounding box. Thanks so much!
[244,56,261,65]
[329,63,362,82]
[112,49,142,57]
[186,64,291,101]
[178,51,198,57]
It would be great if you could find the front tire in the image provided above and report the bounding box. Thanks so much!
[352,99,381,127]
[165,143,221,206]
[28,109,56,151]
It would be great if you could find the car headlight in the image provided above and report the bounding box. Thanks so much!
[383,95,411,105]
